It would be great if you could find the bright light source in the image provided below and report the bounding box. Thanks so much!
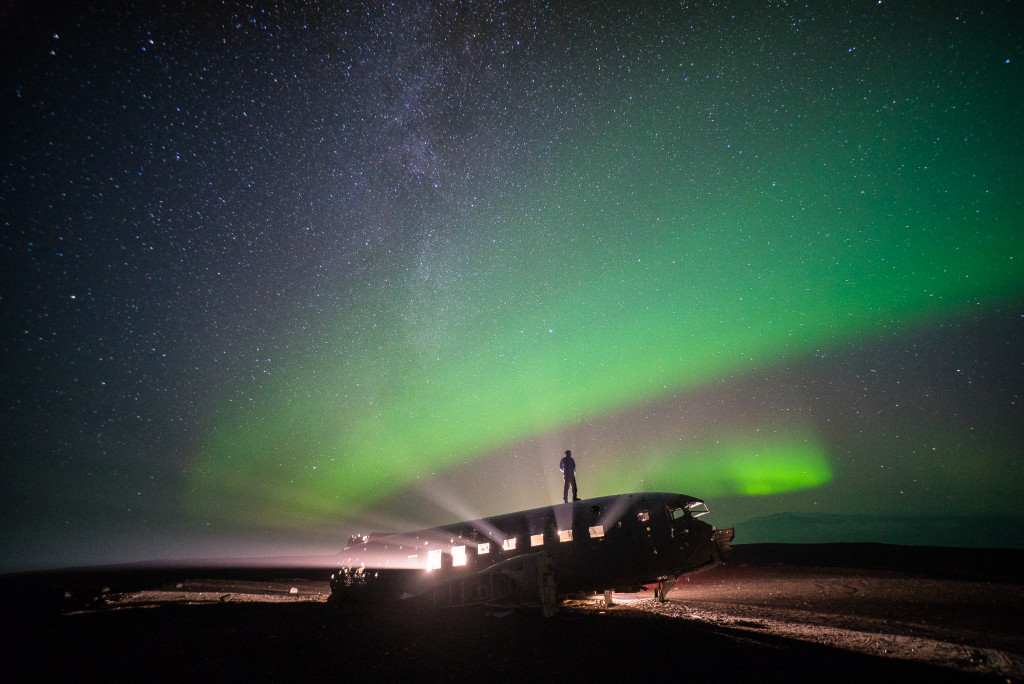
[452,545,467,566]
[427,548,442,571]
[558,530,573,542]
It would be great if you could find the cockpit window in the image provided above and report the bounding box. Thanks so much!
[686,501,710,517]
[668,501,711,520]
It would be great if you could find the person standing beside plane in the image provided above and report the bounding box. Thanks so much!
[560,450,580,503]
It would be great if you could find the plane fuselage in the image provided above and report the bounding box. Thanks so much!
[330,492,732,605]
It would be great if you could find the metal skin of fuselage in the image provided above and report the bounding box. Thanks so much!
[329,492,733,608]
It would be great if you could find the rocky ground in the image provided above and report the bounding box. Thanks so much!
[3,544,1021,682]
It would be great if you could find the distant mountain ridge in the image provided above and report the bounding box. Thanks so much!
[733,512,1024,549]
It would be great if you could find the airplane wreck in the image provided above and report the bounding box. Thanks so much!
[330,492,734,616]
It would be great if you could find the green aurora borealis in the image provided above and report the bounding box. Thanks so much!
[189,41,1021,530]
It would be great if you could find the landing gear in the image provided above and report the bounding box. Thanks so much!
[656,579,676,602]
[603,589,614,607]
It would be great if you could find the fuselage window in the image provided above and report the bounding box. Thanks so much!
[530,533,544,547]
[452,545,467,567]
[637,511,649,522]
[478,542,490,555]
[589,525,605,539]
[427,548,443,571]
[558,529,573,543]
[502,538,517,551]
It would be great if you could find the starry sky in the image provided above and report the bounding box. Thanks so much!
[2,1,1022,572]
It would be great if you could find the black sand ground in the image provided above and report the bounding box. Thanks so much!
[3,544,1021,683]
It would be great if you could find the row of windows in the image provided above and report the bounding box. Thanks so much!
[423,525,608,570]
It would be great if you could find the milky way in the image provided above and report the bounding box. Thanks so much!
[2,1,1022,571]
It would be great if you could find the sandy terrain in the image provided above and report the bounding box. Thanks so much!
[585,568,1023,679]
[3,544,1021,682]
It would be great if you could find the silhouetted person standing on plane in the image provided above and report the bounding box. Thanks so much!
[560,450,580,503]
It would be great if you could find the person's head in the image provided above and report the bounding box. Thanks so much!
[565,450,572,457]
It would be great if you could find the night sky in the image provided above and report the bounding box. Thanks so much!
[2,1,1022,572]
